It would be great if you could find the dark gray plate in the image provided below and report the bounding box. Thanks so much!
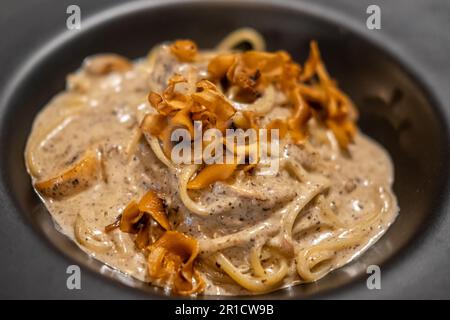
[0,0,449,299]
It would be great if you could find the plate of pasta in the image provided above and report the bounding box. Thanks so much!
[1,0,448,299]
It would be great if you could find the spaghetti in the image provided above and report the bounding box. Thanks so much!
[25,28,398,295]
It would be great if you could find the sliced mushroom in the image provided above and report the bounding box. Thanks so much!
[34,150,100,199]
[83,54,132,75]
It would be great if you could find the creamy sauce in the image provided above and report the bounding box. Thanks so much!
[25,44,398,295]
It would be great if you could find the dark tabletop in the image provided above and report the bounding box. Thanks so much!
[0,0,449,299]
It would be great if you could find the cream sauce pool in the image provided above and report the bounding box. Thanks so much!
[25,45,399,295]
